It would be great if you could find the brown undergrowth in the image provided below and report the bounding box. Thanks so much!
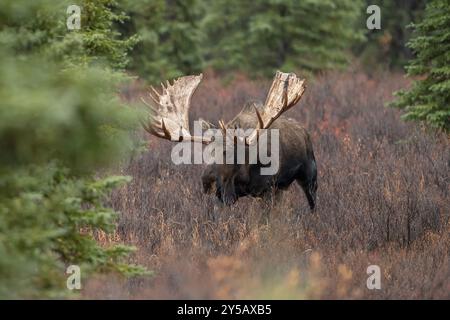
[84,71,449,299]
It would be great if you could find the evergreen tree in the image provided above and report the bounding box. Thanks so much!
[0,0,138,69]
[121,0,204,82]
[356,0,426,71]
[0,0,148,298]
[202,0,364,77]
[391,0,450,131]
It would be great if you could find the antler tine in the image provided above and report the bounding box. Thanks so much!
[293,82,306,105]
[219,119,230,140]
[218,119,226,133]
[148,93,160,106]
[282,79,289,108]
[218,119,244,145]
[160,119,173,140]
[150,85,160,97]
[253,105,264,129]
[140,97,159,115]
[140,117,163,138]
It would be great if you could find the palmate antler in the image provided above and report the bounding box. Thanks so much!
[141,74,212,144]
[141,71,306,146]
[245,71,306,144]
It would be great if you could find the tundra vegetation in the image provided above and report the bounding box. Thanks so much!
[0,0,448,298]
[140,71,318,209]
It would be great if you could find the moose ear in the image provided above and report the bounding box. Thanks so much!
[198,118,216,130]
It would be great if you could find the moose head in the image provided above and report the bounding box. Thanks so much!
[141,71,317,210]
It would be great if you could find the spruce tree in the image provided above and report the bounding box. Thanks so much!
[0,0,148,298]
[202,0,363,76]
[356,0,426,71]
[391,0,450,131]
[121,0,203,82]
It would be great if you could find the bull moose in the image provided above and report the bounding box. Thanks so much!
[141,71,317,211]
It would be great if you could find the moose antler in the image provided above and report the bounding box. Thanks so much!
[246,71,306,144]
[141,74,212,144]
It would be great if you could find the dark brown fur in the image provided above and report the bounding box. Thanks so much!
[202,103,317,210]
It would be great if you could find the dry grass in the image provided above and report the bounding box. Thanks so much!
[85,71,449,299]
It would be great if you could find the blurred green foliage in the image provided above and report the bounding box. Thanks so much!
[0,55,136,170]
[119,0,204,82]
[121,0,365,80]
[391,0,450,131]
[202,0,364,77]
[356,0,426,72]
[0,165,148,298]
[117,0,430,81]
[0,0,148,298]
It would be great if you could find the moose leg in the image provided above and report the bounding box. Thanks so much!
[296,161,317,211]
[201,165,217,194]
[298,178,316,211]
